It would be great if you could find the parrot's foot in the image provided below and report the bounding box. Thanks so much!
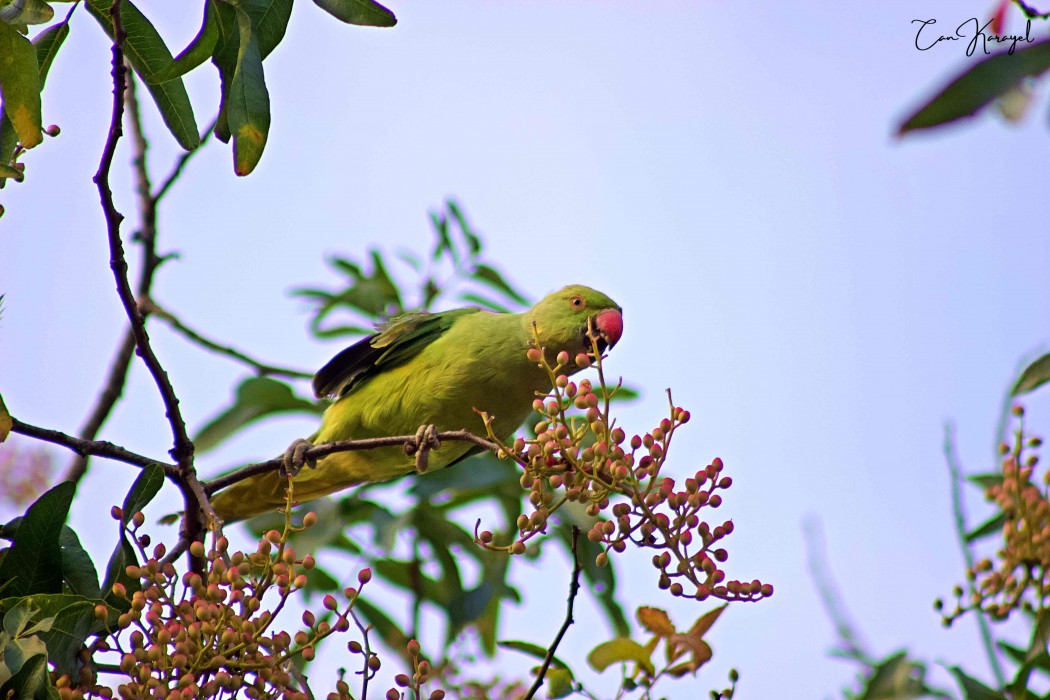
[281,438,317,478]
[404,424,441,474]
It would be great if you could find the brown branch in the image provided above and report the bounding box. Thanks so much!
[11,417,176,476]
[203,430,503,495]
[522,525,581,700]
[65,68,161,484]
[92,0,215,568]
[64,330,136,482]
[140,297,313,380]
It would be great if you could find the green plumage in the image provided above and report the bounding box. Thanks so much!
[211,285,621,520]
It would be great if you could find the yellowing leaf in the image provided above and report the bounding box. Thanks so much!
[587,638,655,676]
[0,391,11,442]
[688,603,727,639]
[637,606,676,637]
[0,21,42,148]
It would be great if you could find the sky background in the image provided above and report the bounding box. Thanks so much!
[2,0,1050,697]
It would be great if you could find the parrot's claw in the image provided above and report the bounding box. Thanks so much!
[404,424,441,474]
[281,438,316,478]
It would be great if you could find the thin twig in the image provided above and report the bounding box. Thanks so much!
[64,331,137,482]
[523,525,581,700]
[944,423,1006,686]
[290,665,316,700]
[1014,0,1050,19]
[153,116,217,204]
[350,607,374,700]
[12,417,176,476]
[141,297,313,380]
[802,516,872,664]
[203,430,503,495]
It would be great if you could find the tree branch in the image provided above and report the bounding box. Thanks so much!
[11,417,176,476]
[92,0,216,565]
[523,525,581,700]
[203,430,503,495]
[140,297,313,380]
[65,68,160,484]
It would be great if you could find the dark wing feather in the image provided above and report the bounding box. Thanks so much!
[312,307,482,399]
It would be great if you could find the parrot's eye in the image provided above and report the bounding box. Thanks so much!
[570,296,585,309]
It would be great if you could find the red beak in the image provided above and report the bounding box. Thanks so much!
[594,309,623,348]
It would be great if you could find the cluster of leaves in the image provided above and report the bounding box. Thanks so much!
[0,0,397,187]
[899,0,1049,136]
[476,337,772,605]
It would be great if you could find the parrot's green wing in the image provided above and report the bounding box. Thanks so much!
[312,307,483,399]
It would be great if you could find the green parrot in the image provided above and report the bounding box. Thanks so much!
[210,285,623,521]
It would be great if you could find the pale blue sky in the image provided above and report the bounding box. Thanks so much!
[2,1,1050,697]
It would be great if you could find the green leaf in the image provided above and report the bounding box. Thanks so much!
[859,651,934,700]
[947,665,1007,700]
[498,640,571,671]
[899,38,1050,134]
[30,18,67,84]
[194,377,322,452]
[457,292,513,314]
[121,463,166,523]
[226,7,269,175]
[148,0,218,83]
[966,472,1002,490]
[447,200,482,256]
[85,0,200,150]
[2,597,36,637]
[0,21,42,148]
[57,528,100,599]
[0,17,67,183]
[0,651,51,700]
[241,0,292,59]
[966,513,1006,543]
[587,638,655,675]
[0,0,53,27]
[0,392,10,442]
[0,482,74,597]
[312,0,396,27]
[546,667,575,699]
[471,263,529,307]
[1013,352,1050,396]
[0,595,99,676]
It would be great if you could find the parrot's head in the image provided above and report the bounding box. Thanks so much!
[527,285,623,365]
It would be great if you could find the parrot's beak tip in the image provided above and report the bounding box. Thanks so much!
[594,308,623,349]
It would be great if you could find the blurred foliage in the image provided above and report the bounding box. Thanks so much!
[0,0,396,186]
[899,1,1050,137]
[822,350,1050,700]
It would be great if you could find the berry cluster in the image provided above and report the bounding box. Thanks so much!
[56,504,371,699]
[939,405,1047,624]
[475,334,772,603]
